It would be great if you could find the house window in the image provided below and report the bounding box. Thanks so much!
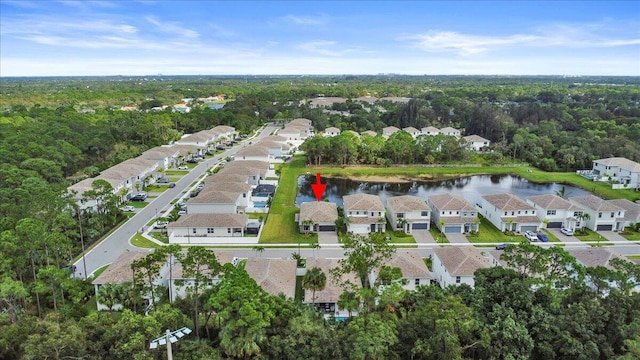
[415,279,420,286]
[455,276,461,284]
[442,211,446,215]
[504,211,508,216]
[449,211,453,215]
[421,211,429,217]
[227,228,231,233]
[598,212,602,218]
[610,212,614,218]
[456,211,459,215]
[356,211,360,215]
[207,228,214,234]
[511,211,515,216]
[243,193,246,198]
[192,228,197,234]
[371,212,374,216]
[518,211,521,215]
[547,210,556,215]
[397,213,405,218]
[574,211,583,217]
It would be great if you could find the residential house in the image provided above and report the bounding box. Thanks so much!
[233,145,271,162]
[427,193,479,234]
[186,191,244,214]
[592,157,640,189]
[382,126,400,138]
[361,130,378,137]
[140,146,180,170]
[402,126,421,138]
[253,140,291,159]
[201,182,252,208]
[206,173,251,185]
[343,194,386,234]
[67,178,102,211]
[303,258,359,317]
[421,126,441,136]
[385,195,431,233]
[92,252,160,311]
[172,103,191,113]
[371,251,431,291]
[298,201,339,233]
[278,123,313,148]
[463,135,491,152]
[245,258,297,299]
[609,199,640,228]
[167,214,248,243]
[167,250,236,302]
[431,246,492,288]
[567,247,627,270]
[440,127,461,137]
[479,193,541,233]
[324,127,341,137]
[569,195,626,231]
[527,194,584,231]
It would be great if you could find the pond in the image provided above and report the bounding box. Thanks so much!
[295,174,590,207]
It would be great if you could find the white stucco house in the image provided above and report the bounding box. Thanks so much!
[592,157,640,189]
[431,246,492,288]
[343,194,386,235]
[609,199,640,228]
[402,126,422,139]
[324,127,341,137]
[568,195,626,231]
[527,194,584,231]
[463,135,491,152]
[303,258,360,318]
[370,251,431,291]
[427,193,479,234]
[382,126,400,138]
[479,193,541,233]
[186,191,244,214]
[385,195,431,233]
[233,145,271,162]
[167,213,248,241]
[421,126,440,136]
[439,127,461,137]
[298,201,339,233]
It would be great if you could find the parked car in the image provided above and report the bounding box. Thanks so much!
[154,221,168,229]
[168,182,176,188]
[156,177,169,184]
[537,232,549,242]
[61,265,77,273]
[131,193,147,201]
[560,227,574,236]
[120,205,135,212]
[178,209,187,215]
[495,243,508,250]
[524,231,538,242]
[187,159,198,164]
[178,165,189,170]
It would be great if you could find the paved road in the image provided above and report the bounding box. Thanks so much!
[73,123,280,278]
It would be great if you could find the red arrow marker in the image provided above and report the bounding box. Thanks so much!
[310,173,326,201]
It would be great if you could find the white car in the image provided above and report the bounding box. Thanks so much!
[524,231,538,242]
[560,227,574,236]
[178,165,189,170]
[178,209,187,215]
[154,221,168,229]
[120,205,135,212]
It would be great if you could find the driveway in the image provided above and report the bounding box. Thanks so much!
[445,233,470,244]
[547,228,580,245]
[318,232,339,244]
[412,230,436,244]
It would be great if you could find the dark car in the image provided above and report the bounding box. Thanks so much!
[187,159,198,164]
[168,182,176,188]
[536,232,549,242]
[61,265,77,273]
[131,193,147,201]
[495,243,508,250]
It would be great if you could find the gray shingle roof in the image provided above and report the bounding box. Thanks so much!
[92,252,148,285]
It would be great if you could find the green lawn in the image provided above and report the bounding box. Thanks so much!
[148,232,169,244]
[165,170,189,175]
[428,227,450,243]
[90,264,109,279]
[620,230,640,241]
[130,234,161,248]
[574,228,614,246]
[385,230,417,244]
[466,216,518,244]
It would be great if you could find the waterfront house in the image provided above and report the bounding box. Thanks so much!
[479,193,541,233]
[385,195,431,233]
[427,193,479,234]
[298,201,339,233]
[343,194,386,235]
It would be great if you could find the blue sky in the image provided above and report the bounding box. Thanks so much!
[1,1,638,76]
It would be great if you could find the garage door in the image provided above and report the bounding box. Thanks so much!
[444,225,462,233]
[547,222,562,228]
[318,225,335,232]
[412,223,429,230]
[597,224,613,231]
[521,225,538,232]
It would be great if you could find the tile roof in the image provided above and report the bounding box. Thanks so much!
[92,252,148,285]
[344,194,385,212]
[464,134,490,142]
[304,258,359,303]
[382,126,400,133]
[428,193,476,211]
[384,251,431,279]
[402,126,420,134]
[569,195,624,212]
[433,246,491,276]
[245,258,297,299]
[235,146,270,157]
[527,194,573,210]
[190,190,242,204]
[361,130,378,137]
[168,213,247,228]
[440,127,460,133]
[299,201,339,223]
[421,126,440,134]
[202,182,251,193]
[483,193,534,211]
[223,160,270,171]
[567,248,626,269]
[169,250,236,278]
[324,127,341,133]
[386,195,430,212]
[207,173,250,184]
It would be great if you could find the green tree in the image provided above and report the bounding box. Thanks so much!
[332,232,395,289]
[302,267,326,305]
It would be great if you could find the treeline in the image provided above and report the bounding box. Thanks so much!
[1,240,639,359]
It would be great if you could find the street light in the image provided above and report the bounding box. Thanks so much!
[150,327,192,360]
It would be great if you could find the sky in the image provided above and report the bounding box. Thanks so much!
[1,1,639,76]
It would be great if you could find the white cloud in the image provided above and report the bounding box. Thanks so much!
[402,31,542,55]
[297,40,343,56]
[145,16,199,38]
[283,14,327,26]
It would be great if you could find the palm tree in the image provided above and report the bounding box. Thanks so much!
[98,283,122,312]
[397,217,408,233]
[252,246,265,257]
[302,267,326,305]
[338,290,360,318]
[577,213,591,232]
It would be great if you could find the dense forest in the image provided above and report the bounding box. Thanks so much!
[1,75,639,359]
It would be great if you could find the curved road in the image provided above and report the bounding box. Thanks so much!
[73,123,280,278]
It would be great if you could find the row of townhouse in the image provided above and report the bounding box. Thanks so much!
[322,126,490,152]
[276,118,314,148]
[298,191,640,238]
[67,125,237,211]
[297,193,480,236]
